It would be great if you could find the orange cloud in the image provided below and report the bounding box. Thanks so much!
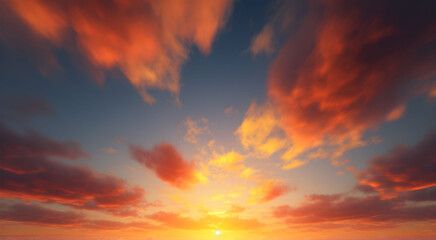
[266,0,436,162]
[130,142,206,189]
[5,0,233,104]
[249,179,289,203]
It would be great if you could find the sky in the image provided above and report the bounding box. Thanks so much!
[1,0,436,239]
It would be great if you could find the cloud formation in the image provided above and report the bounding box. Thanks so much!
[4,0,233,104]
[273,193,436,227]
[0,203,158,230]
[266,0,436,162]
[357,129,436,197]
[249,179,289,203]
[182,117,209,144]
[0,96,55,123]
[0,124,144,213]
[235,102,288,158]
[148,211,262,230]
[130,142,206,189]
[273,130,436,229]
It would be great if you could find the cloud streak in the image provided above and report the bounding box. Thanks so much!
[4,0,233,104]
[130,142,206,189]
[263,0,436,164]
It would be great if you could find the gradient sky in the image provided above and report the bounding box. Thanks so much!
[1,0,436,240]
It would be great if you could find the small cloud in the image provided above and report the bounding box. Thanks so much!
[100,147,117,154]
[329,158,349,167]
[249,179,290,203]
[130,142,206,189]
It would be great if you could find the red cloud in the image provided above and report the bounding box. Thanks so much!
[267,1,436,154]
[4,0,233,104]
[0,123,144,213]
[130,143,202,189]
[357,130,436,197]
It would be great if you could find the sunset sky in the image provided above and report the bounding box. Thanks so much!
[1,0,436,239]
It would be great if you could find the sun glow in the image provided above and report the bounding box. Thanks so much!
[215,230,221,236]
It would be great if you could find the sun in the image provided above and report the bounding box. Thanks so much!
[215,230,221,236]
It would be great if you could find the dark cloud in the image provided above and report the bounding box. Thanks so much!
[357,130,436,197]
[148,211,263,230]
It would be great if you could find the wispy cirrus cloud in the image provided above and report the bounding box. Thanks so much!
[3,0,233,104]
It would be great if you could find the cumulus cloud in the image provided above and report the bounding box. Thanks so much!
[130,142,207,189]
[249,179,289,203]
[262,0,436,165]
[0,123,144,213]
[4,0,233,104]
